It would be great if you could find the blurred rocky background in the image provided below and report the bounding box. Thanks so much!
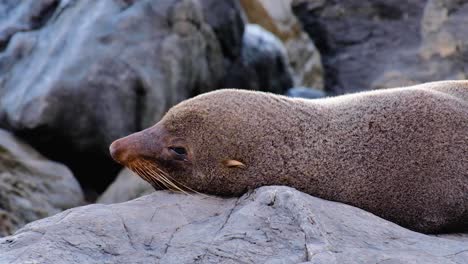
[0,0,467,260]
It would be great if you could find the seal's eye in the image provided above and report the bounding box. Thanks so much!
[169,147,187,156]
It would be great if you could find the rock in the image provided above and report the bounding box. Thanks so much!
[98,168,153,204]
[292,0,427,94]
[222,24,294,94]
[293,0,468,94]
[0,0,240,191]
[200,1,295,94]
[239,0,324,89]
[1,186,467,263]
[371,0,468,89]
[199,0,245,62]
[286,87,327,99]
[0,129,83,237]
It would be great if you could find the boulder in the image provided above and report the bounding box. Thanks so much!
[239,0,324,89]
[1,186,466,263]
[199,0,245,62]
[0,0,241,191]
[0,129,83,237]
[292,0,427,94]
[371,0,468,89]
[293,0,468,94]
[222,24,294,94]
[98,168,153,204]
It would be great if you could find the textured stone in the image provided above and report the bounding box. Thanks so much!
[1,186,467,263]
[370,0,468,89]
[239,0,324,89]
[0,129,83,237]
[293,0,468,94]
[199,0,245,62]
[292,0,427,94]
[222,24,294,94]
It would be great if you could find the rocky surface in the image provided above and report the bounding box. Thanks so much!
[239,0,324,89]
[0,129,83,237]
[1,186,467,263]
[292,0,468,94]
[98,168,153,204]
[222,24,294,94]
[373,0,468,89]
[0,0,239,192]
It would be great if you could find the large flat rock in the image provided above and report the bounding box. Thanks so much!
[1,186,466,263]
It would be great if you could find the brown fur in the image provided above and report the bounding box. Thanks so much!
[110,80,468,234]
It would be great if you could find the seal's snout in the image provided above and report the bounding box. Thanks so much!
[109,132,144,165]
[109,127,162,166]
[109,138,129,165]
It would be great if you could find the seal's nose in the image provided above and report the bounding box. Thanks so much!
[109,124,166,165]
[109,130,153,165]
[109,139,128,165]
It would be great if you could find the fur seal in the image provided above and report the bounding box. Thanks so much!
[110,80,468,234]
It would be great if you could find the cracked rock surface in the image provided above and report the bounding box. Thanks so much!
[1,186,467,263]
[0,128,84,237]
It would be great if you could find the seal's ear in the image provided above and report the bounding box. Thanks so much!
[223,159,246,169]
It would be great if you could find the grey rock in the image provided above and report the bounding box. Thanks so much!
[222,24,294,94]
[1,186,467,263]
[200,0,245,61]
[292,0,426,94]
[98,168,153,204]
[293,0,468,94]
[0,0,237,191]
[239,0,324,89]
[0,128,84,237]
[371,0,468,89]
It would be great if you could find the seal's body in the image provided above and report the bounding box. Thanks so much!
[110,81,468,233]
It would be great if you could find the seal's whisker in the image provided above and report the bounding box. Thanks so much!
[149,164,205,196]
[134,167,154,186]
[156,173,190,195]
[147,162,206,196]
[131,166,147,181]
[148,169,172,191]
[150,167,184,192]
[159,174,188,194]
[135,159,191,195]
[141,167,164,190]
[164,174,209,197]
[141,164,173,186]
[131,162,164,190]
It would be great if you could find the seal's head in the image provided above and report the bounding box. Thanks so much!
[109,89,286,196]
